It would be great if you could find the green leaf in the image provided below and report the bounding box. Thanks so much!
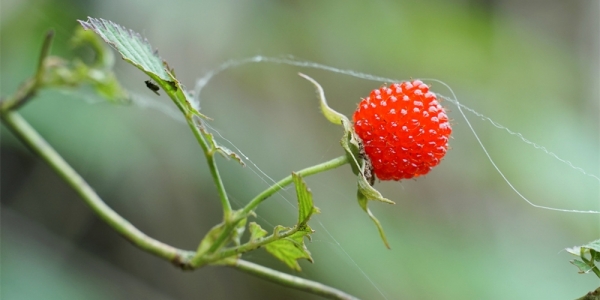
[78,17,209,120]
[566,239,600,278]
[571,259,595,274]
[265,229,314,271]
[583,240,600,253]
[249,222,268,242]
[358,191,391,249]
[78,17,169,81]
[202,128,245,166]
[292,173,319,227]
[566,239,600,257]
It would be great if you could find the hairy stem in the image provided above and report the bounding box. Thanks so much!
[1,111,195,266]
[232,259,359,300]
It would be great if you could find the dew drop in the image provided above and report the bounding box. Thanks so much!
[389,108,397,114]
[413,100,423,107]
[413,107,420,113]
[403,95,410,101]
[431,117,439,123]
[390,96,398,102]
[401,108,407,115]
[414,89,423,96]
[380,100,387,106]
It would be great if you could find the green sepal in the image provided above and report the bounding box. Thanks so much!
[300,73,394,248]
[358,191,391,249]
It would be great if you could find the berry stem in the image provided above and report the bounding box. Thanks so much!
[237,155,349,220]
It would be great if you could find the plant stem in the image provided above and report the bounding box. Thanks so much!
[191,155,349,266]
[232,259,360,300]
[1,111,195,267]
[239,155,349,218]
[186,114,232,218]
[0,30,54,111]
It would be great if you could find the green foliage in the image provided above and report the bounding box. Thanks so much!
[78,17,206,119]
[566,239,600,278]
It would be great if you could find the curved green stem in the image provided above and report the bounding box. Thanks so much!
[186,114,232,218]
[239,155,349,218]
[232,259,359,300]
[1,111,195,266]
[191,155,349,267]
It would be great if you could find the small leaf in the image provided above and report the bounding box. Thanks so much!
[582,239,600,253]
[265,230,314,271]
[198,123,245,166]
[358,191,391,249]
[249,222,268,242]
[78,17,169,81]
[566,240,600,257]
[571,259,595,274]
[292,173,319,227]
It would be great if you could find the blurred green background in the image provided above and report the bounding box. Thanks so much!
[2,0,599,299]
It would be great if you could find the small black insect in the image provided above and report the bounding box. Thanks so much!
[145,80,160,95]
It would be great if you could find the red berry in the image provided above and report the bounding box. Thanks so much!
[352,80,451,181]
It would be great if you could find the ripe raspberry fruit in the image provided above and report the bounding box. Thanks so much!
[352,80,451,181]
